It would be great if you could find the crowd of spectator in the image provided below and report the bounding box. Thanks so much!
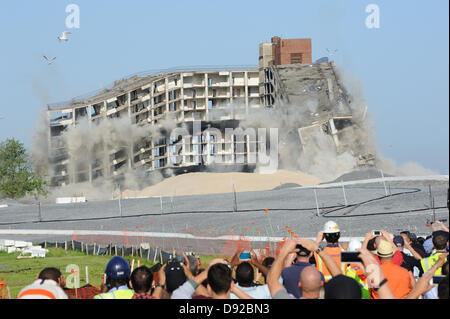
[14,220,449,299]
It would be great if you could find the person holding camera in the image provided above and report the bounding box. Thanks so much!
[313,221,345,282]
[281,242,325,298]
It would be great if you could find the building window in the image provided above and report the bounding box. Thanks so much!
[208,78,213,86]
[290,53,303,64]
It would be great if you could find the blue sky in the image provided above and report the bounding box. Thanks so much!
[0,0,448,173]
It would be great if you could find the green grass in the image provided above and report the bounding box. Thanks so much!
[0,248,223,299]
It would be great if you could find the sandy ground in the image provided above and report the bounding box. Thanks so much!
[121,170,323,198]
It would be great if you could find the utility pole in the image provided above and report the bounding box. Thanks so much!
[314,188,320,217]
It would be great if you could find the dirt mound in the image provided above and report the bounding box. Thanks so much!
[122,170,323,198]
[323,168,395,184]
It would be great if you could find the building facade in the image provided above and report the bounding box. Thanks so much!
[47,67,261,186]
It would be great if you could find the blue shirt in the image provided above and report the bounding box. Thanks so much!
[281,262,325,298]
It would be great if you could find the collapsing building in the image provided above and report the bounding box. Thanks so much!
[39,37,375,189]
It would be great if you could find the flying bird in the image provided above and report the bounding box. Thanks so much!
[43,56,56,65]
[57,31,72,42]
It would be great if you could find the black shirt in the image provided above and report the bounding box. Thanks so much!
[400,251,423,276]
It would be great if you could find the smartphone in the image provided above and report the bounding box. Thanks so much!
[341,252,362,263]
[433,276,446,284]
[240,252,251,260]
[373,230,382,236]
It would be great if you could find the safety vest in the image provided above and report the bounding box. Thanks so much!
[94,288,134,299]
[420,252,445,275]
[344,265,370,299]
[315,245,343,282]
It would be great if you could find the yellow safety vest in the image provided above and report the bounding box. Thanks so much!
[344,265,370,299]
[420,252,445,275]
[94,288,134,299]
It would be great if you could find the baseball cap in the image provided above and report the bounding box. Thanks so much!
[376,240,395,258]
[165,260,187,293]
[324,275,362,299]
[323,221,340,234]
[393,235,405,248]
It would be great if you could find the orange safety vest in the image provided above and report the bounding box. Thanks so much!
[314,244,343,281]
[17,289,56,299]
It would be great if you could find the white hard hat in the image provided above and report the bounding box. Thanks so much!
[348,239,362,252]
[323,221,340,234]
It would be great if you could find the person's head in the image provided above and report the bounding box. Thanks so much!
[38,268,65,287]
[261,257,275,282]
[296,244,312,261]
[323,221,340,244]
[409,233,418,244]
[400,231,410,242]
[130,266,153,294]
[207,263,233,298]
[165,260,187,294]
[432,231,449,251]
[348,239,362,252]
[324,275,362,299]
[376,240,395,262]
[299,266,322,299]
[235,262,254,287]
[367,237,377,252]
[417,237,426,246]
[104,256,131,289]
[393,235,405,249]
[438,276,449,299]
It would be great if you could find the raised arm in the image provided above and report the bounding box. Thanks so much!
[404,241,423,261]
[406,253,448,299]
[362,230,376,250]
[152,264,166,299]
[358,248,395,299]
[267,239,299,298]
[297,238,342,277]
[250,250,270,278]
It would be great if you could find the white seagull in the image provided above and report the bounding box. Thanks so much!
[43,56,56,65]
[57,31,72,42]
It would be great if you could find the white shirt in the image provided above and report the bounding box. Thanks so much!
[17,279,68,299]
[230,283,272,299]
